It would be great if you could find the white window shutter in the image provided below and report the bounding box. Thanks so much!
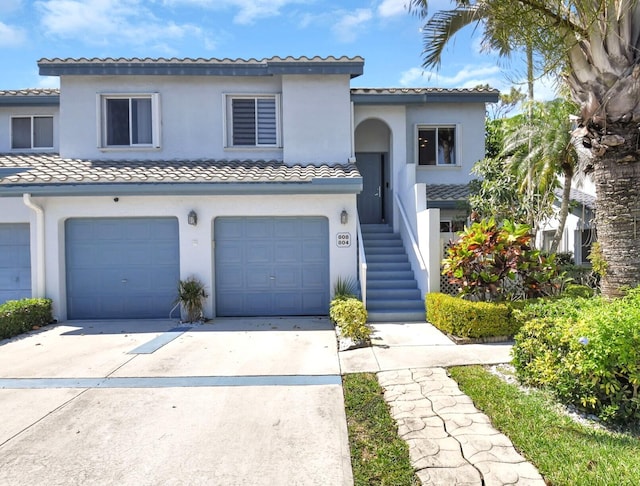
[152,93,161,148]
[96,94,102,148]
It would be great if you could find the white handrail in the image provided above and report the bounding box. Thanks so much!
[356,215,367,307]
[395,193,427,270]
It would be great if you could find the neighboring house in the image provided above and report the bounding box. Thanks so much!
[538,178,597,265]
[0,57,498,321]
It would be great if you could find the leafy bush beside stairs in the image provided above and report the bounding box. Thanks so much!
[0,298,53,340]
[426,292,519,338]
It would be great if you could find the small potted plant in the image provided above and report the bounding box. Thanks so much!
[175,276,208,323]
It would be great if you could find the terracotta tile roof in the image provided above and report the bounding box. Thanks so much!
[426,184,470,201]
[0,88,60,97]
[0,154,360,185]
[38,56,363,64]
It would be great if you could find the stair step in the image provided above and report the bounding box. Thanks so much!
[367,262,411,272]
[362,232,401,241]
[368,288,422,300]
[363,240,402,247]
[367,279,418,289]
[364,246,407,255]
[366,254,408,263]
[367,299,425,311]
[367,310,426,323]
[368,270,415,280]
[361,224,393,234]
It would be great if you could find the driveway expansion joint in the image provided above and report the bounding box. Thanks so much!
[378,367,545,486]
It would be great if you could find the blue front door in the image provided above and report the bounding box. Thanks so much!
[65,218,179,319]
[214,217,329,316]
[356,153,384,224]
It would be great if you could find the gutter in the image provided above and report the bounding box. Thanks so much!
[22,194,45,298]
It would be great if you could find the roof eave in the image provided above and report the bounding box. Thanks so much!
[0,179,363,197]
[0,96,60,106]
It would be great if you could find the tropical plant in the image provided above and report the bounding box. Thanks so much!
[175,276,208,323]
[502,98,582,252]
[410,0,640,297]
[329,297,370,342]
[442,218,559,301]
[332,276,358,301]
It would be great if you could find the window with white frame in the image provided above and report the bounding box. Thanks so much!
[226,95,279,147]
[98,94,160,148]
[417,126,457,166]
[11,116,54,150]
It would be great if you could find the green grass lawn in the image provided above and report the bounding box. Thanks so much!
[342,373,420,486]
[449,365,640,486]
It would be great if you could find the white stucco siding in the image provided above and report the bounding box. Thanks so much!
[282,75,352,164]
[30,193,356,321]
[59,75,285,161]
[407,102,487,185]
[0,105,59,153]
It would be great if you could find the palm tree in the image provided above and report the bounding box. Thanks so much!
[411,0,640,297]
[502,98,581,253]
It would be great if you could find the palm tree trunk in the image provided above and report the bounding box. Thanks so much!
[550,169,572,254]
[592,123,640,297]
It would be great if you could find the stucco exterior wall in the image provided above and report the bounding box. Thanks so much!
[408,102,487,185]
[22,193,356,321]
[0,105,59,153]
[281,75,352,164]
[59,74,353,164]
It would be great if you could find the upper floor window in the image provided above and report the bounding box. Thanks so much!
[11,116,54,150]
[98,94,160,148]
[418,126,457,166]
[226,95,280,148]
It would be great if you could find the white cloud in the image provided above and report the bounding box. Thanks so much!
[37,76,60,88]
[162,0,306,25]
[0,21,26,47]
[35,0,206,49]
[377,0,408,18]
[400,64,502,87]
[332,8,373,43]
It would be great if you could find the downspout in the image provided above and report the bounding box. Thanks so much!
[23,194,45,298]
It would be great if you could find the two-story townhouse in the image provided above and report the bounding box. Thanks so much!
[0,56,498,322]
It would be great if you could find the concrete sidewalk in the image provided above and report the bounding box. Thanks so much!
[339,323,545,486]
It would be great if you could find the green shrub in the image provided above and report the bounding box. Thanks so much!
[441,218,559,301]
[329,297,370,341]
[513,289,640,423]
[0,298,53,340]
[562,283,594,298]
[426,292,519,338]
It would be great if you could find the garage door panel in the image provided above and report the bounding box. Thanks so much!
[0,224,31,304]
[66,218,179,319]
[215,217,328,317]
[246,219,272,238]
[246,242,272,264]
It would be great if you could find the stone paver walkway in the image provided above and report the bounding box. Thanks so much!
[378,367,546,486]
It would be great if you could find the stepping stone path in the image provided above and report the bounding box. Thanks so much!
[378,368,546,485]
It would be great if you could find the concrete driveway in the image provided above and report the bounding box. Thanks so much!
[0,318,352,486]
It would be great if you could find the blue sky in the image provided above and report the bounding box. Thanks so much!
[0,0,557,98]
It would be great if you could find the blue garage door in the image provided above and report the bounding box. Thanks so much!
[215,217,329,316]
[66,218,179,319]
[0,224,31,304]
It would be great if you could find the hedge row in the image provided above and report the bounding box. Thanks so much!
[0,298,53,340]
[426,293,519,338]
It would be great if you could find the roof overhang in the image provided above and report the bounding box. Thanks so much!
[0,96,59,106]
[38,57,365,79]
[0,179,362,197]
[351,90,499,105]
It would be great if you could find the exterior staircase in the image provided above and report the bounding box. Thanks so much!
[361,224,426,323]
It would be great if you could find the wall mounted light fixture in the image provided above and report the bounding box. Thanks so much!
[188,210,198,226]
[340,209,348,225]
